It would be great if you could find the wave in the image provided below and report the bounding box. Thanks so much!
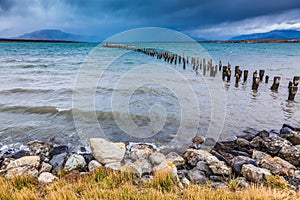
[0,105,180,122]
[0,88,73,95]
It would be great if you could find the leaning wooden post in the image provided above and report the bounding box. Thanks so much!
[259,70,265,82]
[252,71,259,90]
[271,76,281,91]
[265,75,269,84]
[243,70,248,82]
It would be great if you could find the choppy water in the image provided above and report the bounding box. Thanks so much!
[0,42,299,150]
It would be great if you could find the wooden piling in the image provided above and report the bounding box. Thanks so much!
[183,57,186,70]
[243,70,249,82]
[271,76,281,91]
[259,70,265,82]
[219,60,222,71]
[200,58,202,70]
[293,76,300,86]
[252,71,259,90]
[227,68,231,82]
[288,81,298,101]
[265,75,269,84]
[222,66,228,81]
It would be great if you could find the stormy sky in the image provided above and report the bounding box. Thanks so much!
[0,0,300,40]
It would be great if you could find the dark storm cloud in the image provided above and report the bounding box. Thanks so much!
[1,0,300,39]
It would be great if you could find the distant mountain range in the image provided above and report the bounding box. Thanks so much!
[230,30,300,40]
[13,29,101,42]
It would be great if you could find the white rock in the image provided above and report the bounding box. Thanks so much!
[39,162,52,173]
[121,163,142,176]
[241,164,271,182]
[38,172,58,183]
[88,160,102,171]
[134,159,152,175]
[149,152,166,166]
[64,154,86,171]
[166,152,185,167]
[5,156,40,179]
[90,138,125,167]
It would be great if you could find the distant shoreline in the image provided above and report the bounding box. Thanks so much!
[1,38,300,43]
[0,38,86,43]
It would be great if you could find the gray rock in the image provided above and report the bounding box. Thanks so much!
[259,156,296,176]
[90,138,125,168]
[27,141,53,161]
[121,162,142,176]
[88,160,102,171]
[181,177,190,188]
[250,136,263,149]
[280,131,300,146]
[5,156,40,179]
[50,153,67,172]
[49,145,68,158]
[38,172,58,183]
[206,155,231,176]
[13,150,29,159]
[235,177,249,188]
[134,159,152,175]
[128,143,155,160]
[39,162,52,173]
[212,182,228,189]
[252,150,271,163]
[187,169,207,184]
[231,156,257,175]
[261,136,292,156]
[166,152,185,167]
[149,152,166,166]
[209,175,227,182]
[183,149,212,166]
[195,161,212,176]
[241,164,271,182]
[105,162,121,171]
[278,145,300,167]
[64,154,86,171]
[235,138,250,148]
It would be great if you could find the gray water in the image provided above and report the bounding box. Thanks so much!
[0,42,299,150]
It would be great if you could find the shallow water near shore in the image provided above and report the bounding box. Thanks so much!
[0,42,299,150]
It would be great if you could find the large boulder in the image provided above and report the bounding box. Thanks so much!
[280,130,300,146]
[90,138,125,169]
[241,164,271,182]
[260,136,292,156]
[259,156,296,176]
[5,156,40,179]
[64,154,86,171]
[27,141,53,161]
[166,152,185,167]
[183,149,212,166]
[206,155,231,176]
[49,153,67,172]
[278,145,300,167]
[128,143,156,160]
[231,156,257,175]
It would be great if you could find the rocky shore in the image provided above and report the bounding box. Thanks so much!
[1,124,300,191]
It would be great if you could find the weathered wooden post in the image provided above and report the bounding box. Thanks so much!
[183,56,186,70]
[178,55,181,64]
[271,76,281,91]
[243,70,248,82]
[265,75,269,84]
[219,60,222,71]
[226,67,231,82]
[293,76,300,86]
[195,58,199,74]
[214,65,218,77]
[203,59,206,76]
[252,71,259,90]
[288,76,300,101]
[235,74,239,87]
[222,66,228,81]
[200,58,202,70]
[174,54,177,65]
[186,56,189,64]
[259,70,265,82]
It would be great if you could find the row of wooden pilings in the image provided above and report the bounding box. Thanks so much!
[103,43,299,101]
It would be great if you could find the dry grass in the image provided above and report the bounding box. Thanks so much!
[0,167,299,200]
